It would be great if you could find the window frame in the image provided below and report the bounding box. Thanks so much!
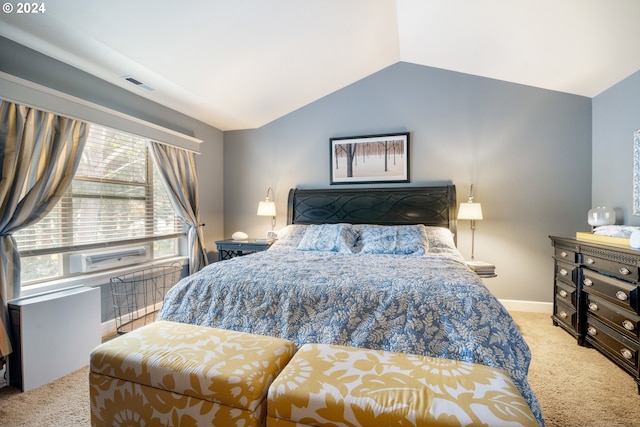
[15,124,187,286]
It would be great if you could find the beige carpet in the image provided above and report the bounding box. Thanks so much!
[514,311,640,427]
[0,311,639,426]
[0,364,90,426]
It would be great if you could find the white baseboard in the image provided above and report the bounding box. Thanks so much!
[101,302,162,339]
[101,318,118,339]
[499,299,553,314]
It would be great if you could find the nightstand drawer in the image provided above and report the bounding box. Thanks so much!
[555,260,577,284]
[555,280,577,308]
[586,317,639,372]
[582,255,639,282]
[586,292,640,340]
[582,270,639,313]
[215,239,274,261]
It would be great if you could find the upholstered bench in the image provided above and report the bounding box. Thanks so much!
[89,321,296,427]
[267,343,538,427]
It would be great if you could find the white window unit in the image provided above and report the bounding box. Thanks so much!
[8,286,101,391]
[69,245,150,273]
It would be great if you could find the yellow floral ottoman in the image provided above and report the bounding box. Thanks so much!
[267,343,538,427]
[89,321,296,427]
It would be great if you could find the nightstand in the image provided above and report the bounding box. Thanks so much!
[215,239,274,261]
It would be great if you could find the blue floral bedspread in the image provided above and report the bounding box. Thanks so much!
[158,246,544,425]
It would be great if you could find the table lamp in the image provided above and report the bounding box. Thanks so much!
[457,185,483,260]
[257,187,277,231]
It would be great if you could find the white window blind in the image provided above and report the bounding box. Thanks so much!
[14,124,186,283]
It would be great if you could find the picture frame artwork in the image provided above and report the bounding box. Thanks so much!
[330,132,410,184]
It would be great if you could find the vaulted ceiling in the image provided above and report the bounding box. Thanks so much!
[1,0,639,131]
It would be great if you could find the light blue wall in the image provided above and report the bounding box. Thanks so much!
[592,70,640,225]
[225,62,592,303]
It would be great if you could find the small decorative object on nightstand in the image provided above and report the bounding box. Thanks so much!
[466,260,496,278]
[215,238,274,261]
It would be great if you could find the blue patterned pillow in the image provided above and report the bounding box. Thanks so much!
[424,226,457,252]
[359,225,427,255]
[297,224,358,253]
[270,224,308,248]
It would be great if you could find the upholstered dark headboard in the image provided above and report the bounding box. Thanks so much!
[287,185,457,241]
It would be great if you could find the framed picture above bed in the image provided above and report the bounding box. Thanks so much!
[330,132,410,185]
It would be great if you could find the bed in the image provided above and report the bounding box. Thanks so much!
[157,185,544,425]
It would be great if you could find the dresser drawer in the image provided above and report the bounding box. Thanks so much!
[555,260,577,285]
[555,280,577,308]
[586,317,639,372]
[582,270,640,313]
[582,254,639,282]
[554,301,577,331]
[555,247,577,263]
[586,292,640,340]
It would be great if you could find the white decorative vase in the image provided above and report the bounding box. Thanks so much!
[587,206,615,227]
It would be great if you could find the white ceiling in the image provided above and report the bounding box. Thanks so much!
[1,0,639,131]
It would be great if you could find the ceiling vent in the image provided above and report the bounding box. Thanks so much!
[121,75,155,92]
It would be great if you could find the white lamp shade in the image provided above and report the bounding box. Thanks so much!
[257,201,276,216]
[457,202,483,220]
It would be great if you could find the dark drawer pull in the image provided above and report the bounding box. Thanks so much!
[583,278,593,287]
[623,320,635,331]
[621,348,634,360]
[559,268,568,276]
[587,326,597,336]
[586,258,595,265]
[616,291,629,301]
[619,267,631,275]
[588,302,598,311]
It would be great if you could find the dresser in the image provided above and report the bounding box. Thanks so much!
[550,236,640,393]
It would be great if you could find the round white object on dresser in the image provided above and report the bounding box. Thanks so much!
[630,230,640,248]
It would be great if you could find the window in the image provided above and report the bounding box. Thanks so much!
[14,124,186,285]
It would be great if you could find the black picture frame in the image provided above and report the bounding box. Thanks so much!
[330,132,410,185]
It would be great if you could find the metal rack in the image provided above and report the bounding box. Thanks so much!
[110,263,183,334]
